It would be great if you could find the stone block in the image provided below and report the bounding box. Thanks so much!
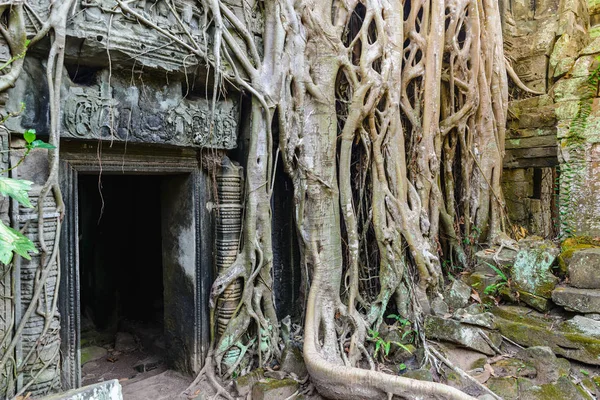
[516,346,570,384]
[514,55,548,86]
[251,378,299,400]
[234,368,265,397]
[493,306,600,365]
[42,380,122,400]
[446,279,472,309]
[510,240,559,298]
[80,345,107,365]
[280,344,307,379]
[553,285,600,313]
[424,315,502,356]
[553,76,593,102]
[522,375,592,400]
[517,290,553,312]
[571,55,600,79]
[431,297,449,315]
[452,308,496,329]
[569,248,600,288]
[508,107,557,129]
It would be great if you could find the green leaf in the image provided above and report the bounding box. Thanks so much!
[383,341,391,356]
[0,219,37,264]
[580,369,589,376]
[399,363,407,371]
[30,140,56,149]
[0,177,33,208]
[23,129,36,144]
[374,341,381,356]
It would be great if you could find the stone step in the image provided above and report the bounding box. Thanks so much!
[552,285,600,314]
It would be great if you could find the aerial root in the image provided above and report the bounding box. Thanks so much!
[182,354,233,400]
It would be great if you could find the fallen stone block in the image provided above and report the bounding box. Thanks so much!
[280,344,307,379]
[493,306,600,365]
[568,248,600,289]
[521,375,593,400]
[251,378,299,400]
[446,279,472,310]
[424,315,502,356]
[42,380,122,400]
[552,285,600,314]
[234,368,265,397]
[510,240,559,298]
[81,346,107,365]
[515,346,570,384]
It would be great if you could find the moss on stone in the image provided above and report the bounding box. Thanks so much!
[559,237,600,273]
[488,377,519,399]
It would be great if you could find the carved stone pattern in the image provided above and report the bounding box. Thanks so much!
[17,190,61,397]
[62,85,238,149]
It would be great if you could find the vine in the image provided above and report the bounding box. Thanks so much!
[558,56,600,237]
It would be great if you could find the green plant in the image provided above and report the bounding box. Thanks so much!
[0,129,55,264]
[482,261,509,296]
[368,329,413,361]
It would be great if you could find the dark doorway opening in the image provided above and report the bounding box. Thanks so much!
[78,174,166,385]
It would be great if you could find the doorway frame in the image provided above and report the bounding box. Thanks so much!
[58,141,213,390]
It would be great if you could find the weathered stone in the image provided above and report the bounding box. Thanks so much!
[521,375,593,400]
[568,248,600,289]
[234,368,265,397]
[553,76,593,102]
[280,345,307,379]
[510,241,559,298]
[452,308,496,330]
[493,306,600,365]
[424,315,502,356]
[402,369,433,381]
[251,378,299,400]
[42,379,122,400]
[488,377,519,400]
[80,345,107,365]
[490,358,536,379]
[517,290,553,312]
[516,346,571,384]
[431,297,449,315]
[514,55,548,90]
[446,279,473,310]
[474,249,516,272]
[552,285,600,313]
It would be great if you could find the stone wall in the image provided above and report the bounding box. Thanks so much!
[501,0,600,238]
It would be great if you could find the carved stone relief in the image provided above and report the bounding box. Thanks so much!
[5,59,239,149]
[61,70,239,148]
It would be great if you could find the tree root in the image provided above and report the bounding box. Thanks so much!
[428,346,503,400]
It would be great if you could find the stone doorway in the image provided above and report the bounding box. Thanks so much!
[58,142,213,390]
[78,174,166,386]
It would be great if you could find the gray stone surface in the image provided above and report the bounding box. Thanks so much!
[568,248,600,289]
[280,345,307,379]
[452,308,496,330]
[552,285,600,313]
[515,346,570,384]
[493,306,600,365]
[42,380,122,400]
[510,240,559,298]
[431,297,449,315]
[446,279,472,310]
[424,315,502,356]
[81,346,107,365]
[251,378,299,400]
